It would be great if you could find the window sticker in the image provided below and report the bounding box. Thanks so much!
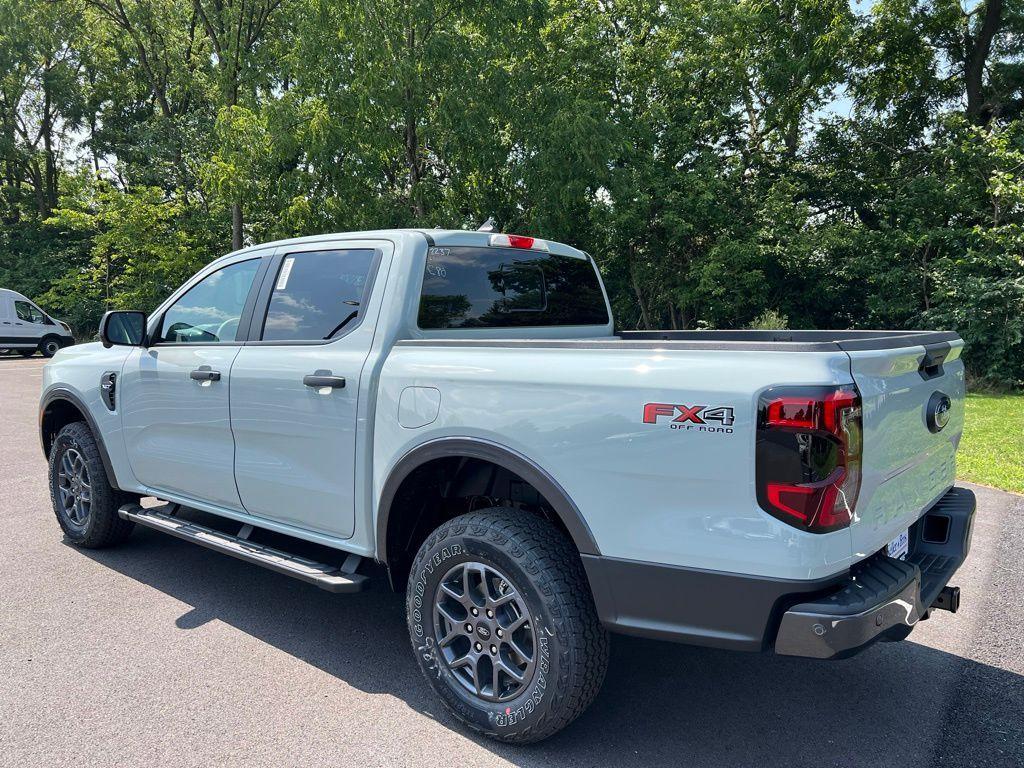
[276,257,295,291]
[426,247,449,278]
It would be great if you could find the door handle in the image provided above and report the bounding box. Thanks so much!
[190,368,221,382]
[303,374,346,389]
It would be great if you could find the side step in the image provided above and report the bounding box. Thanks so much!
[118,504,369,593]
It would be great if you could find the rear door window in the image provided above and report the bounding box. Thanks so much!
[418,247,608,329]
[260,249,377,341]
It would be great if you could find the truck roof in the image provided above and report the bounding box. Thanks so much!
[221,229,590,262]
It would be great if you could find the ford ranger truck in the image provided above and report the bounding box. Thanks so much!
[39,229,975,743]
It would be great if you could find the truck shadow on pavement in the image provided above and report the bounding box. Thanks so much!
[75,525,1024,768]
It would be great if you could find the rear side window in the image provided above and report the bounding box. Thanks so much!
[418,246,608,329]
[261,249,376,341]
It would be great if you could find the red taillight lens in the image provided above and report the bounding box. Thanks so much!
[766,397,819,429]
[756,386,862,533]
[507,235,535,249]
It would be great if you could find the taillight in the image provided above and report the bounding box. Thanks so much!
[756,385,862,533]
[488,233,549,251]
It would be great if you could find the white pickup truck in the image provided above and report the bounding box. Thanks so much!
[40,229,975,742]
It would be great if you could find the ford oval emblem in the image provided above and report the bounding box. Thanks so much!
[926,391,952,433]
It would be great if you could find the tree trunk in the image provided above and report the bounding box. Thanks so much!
[28,159,46,216]
[404,26,424,218]
[232,202,243,250]
[2,115,19,224]
[630,265,651,329]
[921,242,931,312]
[965,0,1003,125]
[41,57,58,215]
[224,42,243,250]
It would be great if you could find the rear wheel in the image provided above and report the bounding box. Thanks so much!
[48,422,134,548]
[40,336,62,357]
[407,508,608,743]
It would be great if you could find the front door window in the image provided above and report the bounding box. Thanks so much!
[155,259,260,344]
[15,301,46,324]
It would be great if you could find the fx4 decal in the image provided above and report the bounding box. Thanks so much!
[642,403,736,433]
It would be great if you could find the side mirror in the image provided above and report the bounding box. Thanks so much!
[99,311,147,348]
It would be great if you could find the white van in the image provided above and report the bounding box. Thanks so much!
[0,288,74,357]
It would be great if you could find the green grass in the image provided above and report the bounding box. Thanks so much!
[957,393,1024,494]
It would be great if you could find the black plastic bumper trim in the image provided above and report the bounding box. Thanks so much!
[583,486,976,657]
[581,555,843,652]
[774,486,976,659]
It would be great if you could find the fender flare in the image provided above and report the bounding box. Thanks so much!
[375,436,600,563]
[39,387,120,490]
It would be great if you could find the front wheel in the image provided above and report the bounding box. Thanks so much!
[48,422,134,548]
[407,508,609,743]
[40,336,63,357]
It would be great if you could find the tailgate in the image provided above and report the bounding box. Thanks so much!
[846,339,966,559]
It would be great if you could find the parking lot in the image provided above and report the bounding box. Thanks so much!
[1,353,1022,767]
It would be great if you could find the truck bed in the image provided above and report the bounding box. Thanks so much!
[386,326,965,581]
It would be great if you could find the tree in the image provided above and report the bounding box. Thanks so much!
[0,0,1021,385]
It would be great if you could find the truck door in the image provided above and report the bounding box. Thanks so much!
[229,241,388,539]
[119,255,266,510]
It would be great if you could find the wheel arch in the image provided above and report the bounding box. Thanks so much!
[40,388,120,490]
[376,437,600,583]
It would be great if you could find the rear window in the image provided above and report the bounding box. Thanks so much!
[417,246,608,329]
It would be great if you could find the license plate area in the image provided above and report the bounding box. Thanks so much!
[886,528,910,561]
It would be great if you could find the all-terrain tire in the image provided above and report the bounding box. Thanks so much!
[406,508,609,743]
[48,421,134,548]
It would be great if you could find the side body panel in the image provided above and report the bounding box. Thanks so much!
[40,342,140,489]
[373,343,856,581]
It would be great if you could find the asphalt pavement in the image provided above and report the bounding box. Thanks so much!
[1,353,1022,767]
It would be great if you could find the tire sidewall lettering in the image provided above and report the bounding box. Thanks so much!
[493,629,551,728]
[408,533,562,732]
[412,543,464,641]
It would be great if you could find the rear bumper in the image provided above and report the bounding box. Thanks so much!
[775,486,976,659]
[583,486,976,656]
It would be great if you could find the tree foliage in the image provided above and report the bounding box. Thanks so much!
[0,0,1021,386]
